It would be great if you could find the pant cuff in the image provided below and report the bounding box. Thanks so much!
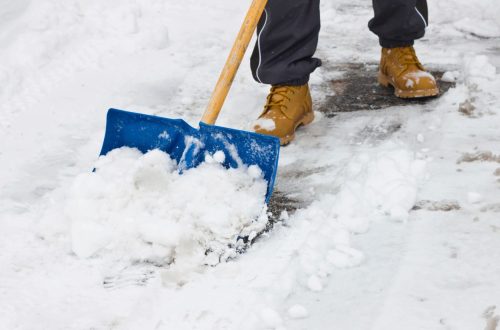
[379,38,414,48]
[273,76,310,87]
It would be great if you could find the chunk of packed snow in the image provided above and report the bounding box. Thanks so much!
[259,307,283,328]
[288,305,309,319]
[441,71,460,83]
[248,164,264,179]
[467,192,483,204]
[254,118,276,131]
[326,246,365,269]
[389,206,410,222]
[212,150,226,164]
[307,275,323,292]
[66,147,268,272]
[338,147,426,221]
[464,55,497,82]
[279,210,289,221]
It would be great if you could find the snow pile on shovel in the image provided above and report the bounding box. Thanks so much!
[66,147,268,267]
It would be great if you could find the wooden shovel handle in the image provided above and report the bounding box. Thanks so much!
[201,0,268,125]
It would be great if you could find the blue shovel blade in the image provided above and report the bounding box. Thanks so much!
[99,109,280,203]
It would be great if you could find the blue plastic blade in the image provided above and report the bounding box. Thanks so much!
[99,109,280,203]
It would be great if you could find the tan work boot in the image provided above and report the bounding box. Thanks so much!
[378,46,439,98]
[253,84,314,146]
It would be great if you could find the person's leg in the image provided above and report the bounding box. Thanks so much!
[368,0,428,48]
[250,0,321,145]
[250,0,321,86]
[368,0,438,98]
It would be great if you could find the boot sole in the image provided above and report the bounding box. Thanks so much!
[378,72,439,99]
[280,110,315,146]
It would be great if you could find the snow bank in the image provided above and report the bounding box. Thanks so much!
[294,144,426,273]
[463,55,497,83]
[243,142,428,314]
[431,0,500,38]
[0,0,171,118]
[66,147,268,272]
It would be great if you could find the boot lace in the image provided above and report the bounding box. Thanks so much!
[263,86,296,119]
[397,46,421,66]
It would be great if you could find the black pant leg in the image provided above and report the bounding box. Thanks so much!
[368,0,428,48]
[250,0,322,86]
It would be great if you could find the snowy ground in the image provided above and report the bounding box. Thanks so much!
[1,0,500,329]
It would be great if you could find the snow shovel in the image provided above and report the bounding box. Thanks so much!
[98,0,279,203]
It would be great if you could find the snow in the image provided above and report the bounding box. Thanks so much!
[287,305,309,319]
[406,70,435,86]
[405,78,415,88]
[467,192,483,204]
[259,307,284,329]
[441,70,460,83]
[454,17,500,39]
[254,118,276,132]
[464,55,497,81]
[67,147,268,273]
[307,275,324,292]
[212,150,226,164]
[1,0,500,329]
